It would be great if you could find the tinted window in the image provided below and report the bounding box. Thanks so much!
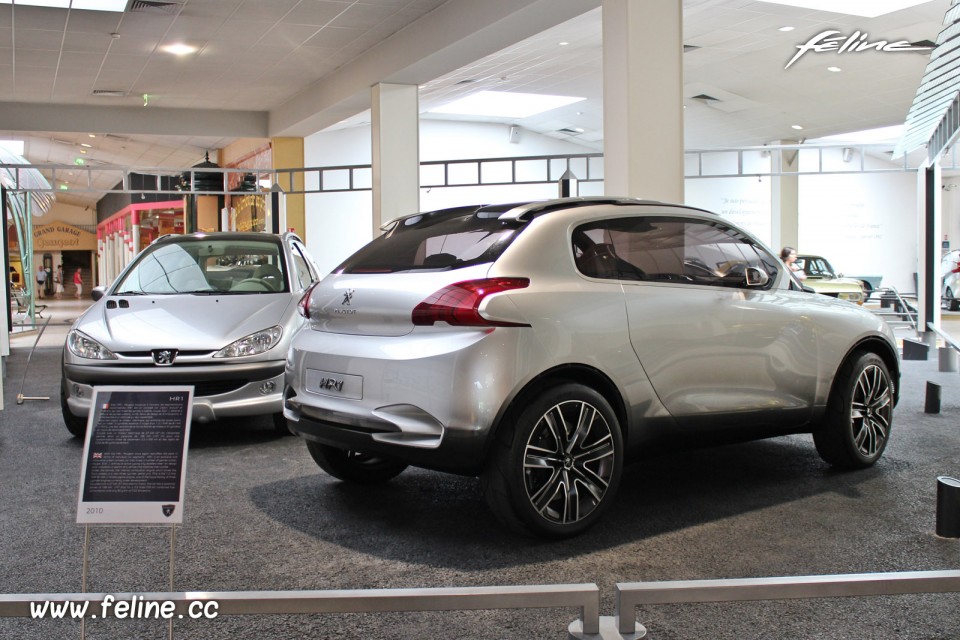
[573,217,778,289]
[337,210,524,274]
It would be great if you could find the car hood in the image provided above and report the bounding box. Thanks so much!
[72,294,295,352]
[805,277,862,292]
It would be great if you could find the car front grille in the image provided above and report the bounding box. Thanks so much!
[86,379,248,397]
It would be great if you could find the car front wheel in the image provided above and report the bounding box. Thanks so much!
[814,351,893,469]
[60,381,87,438]
[305,442,408,484]
[483,383,623,538]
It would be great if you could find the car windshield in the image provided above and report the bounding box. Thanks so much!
[798,257,834,278]
[336,209,524,274]
[113,237,288,295]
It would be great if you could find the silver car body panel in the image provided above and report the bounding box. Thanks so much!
[285,202,899,471]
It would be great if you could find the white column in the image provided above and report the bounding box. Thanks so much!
[371,83,420,236]
[602,0,684,202]
[771,145,800,253]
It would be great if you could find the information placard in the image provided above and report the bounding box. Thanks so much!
[77,386,193,525]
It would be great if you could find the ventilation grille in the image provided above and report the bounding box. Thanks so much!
[129,0,182,14]
[92,90,127,97]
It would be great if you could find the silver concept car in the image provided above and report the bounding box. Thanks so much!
[284,198,900,538]
[62,232,321,437]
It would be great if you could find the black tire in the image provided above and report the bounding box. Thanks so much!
[482,383,623,539]
[814,351,893,469]
[306,442,408,484]
[272,412,292,437]
[60,381,87,438]
[947,288,960,312]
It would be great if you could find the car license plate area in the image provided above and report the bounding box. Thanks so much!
[305,369,363,400]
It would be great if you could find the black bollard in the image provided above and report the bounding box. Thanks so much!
[936,476,960,538]
[924,382,941,414]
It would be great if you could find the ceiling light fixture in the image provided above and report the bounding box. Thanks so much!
[559,41,570,46]
[88,134,96,138]
[0,0,127,10]
[758,0,929,18]
[161,43,198,56]
[430,90,586,118]
[792,124,804,130]
[778,26,795,32]
[827,66,842,72]
[80,143,92,148]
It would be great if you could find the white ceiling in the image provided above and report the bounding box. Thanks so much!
[0,0,950,207]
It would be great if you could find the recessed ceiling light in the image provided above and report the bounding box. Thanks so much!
[758,0,929,18]
[429,91,586,118]
[80,143,92,148]
[0,0,126,10]
[778,26,795,32]
[792,124,804,130]
[80,149,87,154]
[558,41,570,46]
[827,66,842,72]
[161,43,198,56]
[88,134,96,138]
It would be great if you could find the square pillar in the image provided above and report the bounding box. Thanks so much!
[372,83,420,235]
[602,0,684,202]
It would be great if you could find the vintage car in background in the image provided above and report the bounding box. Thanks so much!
[61,232,322,438]
[795,255,867,305]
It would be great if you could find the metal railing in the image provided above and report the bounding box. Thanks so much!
[3,571,960,637]
[615,570,960,636]
[868,286,920,334]
[0,584,601,635]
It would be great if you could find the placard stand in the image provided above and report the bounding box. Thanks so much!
[75,386,193,640]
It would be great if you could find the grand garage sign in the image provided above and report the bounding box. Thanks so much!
[33,222,96,251]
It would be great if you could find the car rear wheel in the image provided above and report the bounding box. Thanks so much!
[60,381,87,438]
[814,351,893,469]
[306,442,408,484]
[947,287,960,311]
[482,383,623,538]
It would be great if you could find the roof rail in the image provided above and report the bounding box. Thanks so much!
[497,197,680,221]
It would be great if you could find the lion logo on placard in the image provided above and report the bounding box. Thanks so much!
[162,504,176,518]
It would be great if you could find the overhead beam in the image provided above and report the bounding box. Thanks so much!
[0,103,269,138]
[268,0,601,137]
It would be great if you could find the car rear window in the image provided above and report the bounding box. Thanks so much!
[336,209,525,274]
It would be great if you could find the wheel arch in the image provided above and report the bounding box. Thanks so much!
[832,336,901,405]
[485,363,629,460]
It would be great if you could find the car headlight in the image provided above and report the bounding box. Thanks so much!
[67,330,118,360]
[838,291,864,304]
[214,326,283,358]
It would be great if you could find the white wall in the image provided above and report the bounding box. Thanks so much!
[304,121,923,291]
[304,121,600,275]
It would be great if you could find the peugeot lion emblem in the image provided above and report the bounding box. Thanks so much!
[162,504,176,518]
[152,349,178,366]
[341,289,355,306]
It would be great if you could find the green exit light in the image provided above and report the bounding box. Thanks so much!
[59,184,69,191]
[74,157,85,165]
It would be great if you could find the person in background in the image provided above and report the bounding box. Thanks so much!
[35,264,47,299]
[73,267,83,299]
[780,246,806,281]
[54,264,64,299]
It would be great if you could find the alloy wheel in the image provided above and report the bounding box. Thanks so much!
[850,364,892,458]
[522,400,616,525]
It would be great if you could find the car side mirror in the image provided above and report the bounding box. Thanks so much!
[91,286,105,302]
[745,267,769,287]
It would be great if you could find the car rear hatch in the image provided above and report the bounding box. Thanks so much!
[304,265,494,337]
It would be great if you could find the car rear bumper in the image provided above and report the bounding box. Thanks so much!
[62,360,285,423]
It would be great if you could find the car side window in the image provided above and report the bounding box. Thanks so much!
[573,216,778,289]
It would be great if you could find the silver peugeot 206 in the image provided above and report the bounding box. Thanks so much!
[284,197,900,538]
[62,231,321,438]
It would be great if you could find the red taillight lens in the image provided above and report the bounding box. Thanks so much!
[297,282,320,319]
[412,278,530,327]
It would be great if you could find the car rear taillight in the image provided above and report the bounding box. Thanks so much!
[297,282,320,319]
[412,278,530,327]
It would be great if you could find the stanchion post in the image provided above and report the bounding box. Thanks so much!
[924,381,941,414]
[936,476,960,538]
